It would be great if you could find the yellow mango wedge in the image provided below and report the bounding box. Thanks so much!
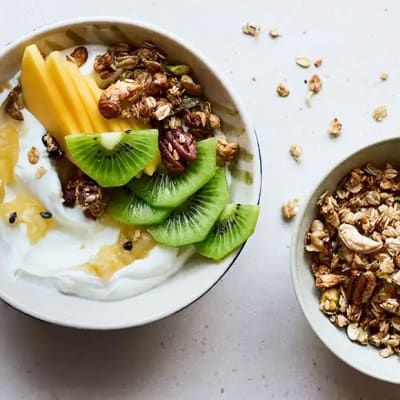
[46,51,94,134]
[21,44,78,147]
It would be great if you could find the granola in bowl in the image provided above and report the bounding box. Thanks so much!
[305,163,400,358]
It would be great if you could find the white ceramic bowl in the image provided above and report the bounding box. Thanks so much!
[291,138,400,383]
[0,17,261,329]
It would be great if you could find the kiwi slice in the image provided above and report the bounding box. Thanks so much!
[148,168,229,246]
[65,129,159,187]
[195,203,260,260]
[107,187,171,226]
[129,138,217,207]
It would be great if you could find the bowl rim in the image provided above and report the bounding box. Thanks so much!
[290,136,400,383]
[0,17,263,330]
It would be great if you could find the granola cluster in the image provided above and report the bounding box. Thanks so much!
[94,41,236,174]
[305,163,400,358]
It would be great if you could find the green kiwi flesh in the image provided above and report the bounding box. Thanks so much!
[107,187,172,226]
[195,204,260,260]
[65,129,159,187]
[129,138,217,208]
[148,168,229,246]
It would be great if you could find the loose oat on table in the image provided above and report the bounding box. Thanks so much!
[372,105,387,121]
[28,146,40,164]
[282,198,300,220]
[305,163,400,358]
[242,22,261,37]
[380,72,389,81]
[268,28,281,38]
[309,74,322,94]
[328,117,343,137]
[296,56,311,68]
[276,83,290,97]
[314,59,323,68]
[289,144,302,162]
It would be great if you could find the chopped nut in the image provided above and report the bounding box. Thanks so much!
[66,46,88,67]
[309,74,322,94]
[209,113,221,129]
[314,59,323,68]
[242,22,261,37]
[347,323,368,345]
[328,117,343,137]
[338,224,382,254]
[276,83,289,97]
[295,56,311,68]
[380,72,389,81]
[289,144,302,162]
[316,274,345,289]
[94,51,117,80]
[98,80,143,119]
[268,28,281,38]
[372,105,387,122]
[35,166,47,179]
[153,103,171,121]
[41,133,64,160]
[159,128,197,174]
[216,135,240,166]
[27,147,40,164]
[180,75,202,97]
[5,85,24,121]
[281,198,300,220]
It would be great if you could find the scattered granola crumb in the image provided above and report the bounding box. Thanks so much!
[289,144,302,162]
[276,83,290,97]
[281,198,300,220]
[242,22,261,37]
[328,118,343,137]
[309,74,322,94]
[268,28,281,38]
[314,59,323,68]
[28,146,40,164]
[372,105,387,122]
[296,56,311,68]
[380,72,389,81]
[35,166,47,179]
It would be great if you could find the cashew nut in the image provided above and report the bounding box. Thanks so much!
[338,223,382,254]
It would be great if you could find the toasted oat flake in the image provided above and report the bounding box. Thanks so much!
[276,83,289,97]
[380,72,389,81]
[289,144,302,162]
[28,146,40,164]
[268,28,281,38]
[281,198,300,220]
[296,56,311,68]
[373,105,387,121]
[314,59,323,68]
[328,117,343,137]
[309,74,322,94]
[35,166,47,179]
[242,22,261,37]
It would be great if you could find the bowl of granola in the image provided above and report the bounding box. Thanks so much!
[0,17,261,329]
[291,138,400,383]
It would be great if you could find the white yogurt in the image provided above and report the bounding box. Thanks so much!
[0,54,194,301]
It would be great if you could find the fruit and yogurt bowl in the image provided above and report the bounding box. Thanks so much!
[0,19,260,326]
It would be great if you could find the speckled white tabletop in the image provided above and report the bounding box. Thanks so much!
[2,0,400,398]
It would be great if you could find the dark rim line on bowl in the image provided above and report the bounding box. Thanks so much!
[290,137,400,384]
[0,17,263,330]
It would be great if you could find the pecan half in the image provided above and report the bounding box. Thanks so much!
[67,46,88,67]
[159,128,197,174]
[5,85,24,121]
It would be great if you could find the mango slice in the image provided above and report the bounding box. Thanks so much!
[21,45,78,146]
[46,52,94,134]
